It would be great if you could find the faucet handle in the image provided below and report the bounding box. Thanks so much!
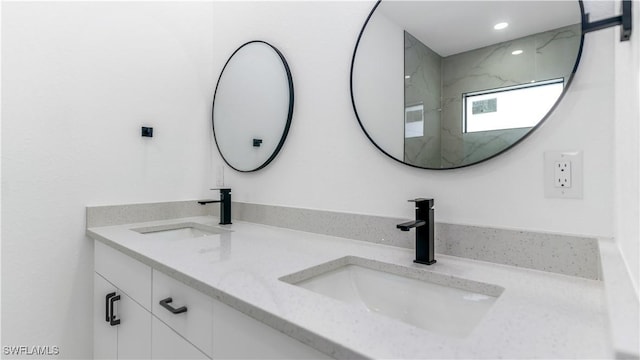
[209,188,231,198]
[408,198,434,209]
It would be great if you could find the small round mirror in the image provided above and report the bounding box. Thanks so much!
[213,41,294,172]
[351,0,584,169]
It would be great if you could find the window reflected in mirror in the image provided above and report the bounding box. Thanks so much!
[463,79,564,133]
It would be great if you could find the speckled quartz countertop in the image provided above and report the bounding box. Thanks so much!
[87,216,612,359]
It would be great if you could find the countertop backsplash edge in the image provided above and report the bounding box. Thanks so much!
[86,200,600,280]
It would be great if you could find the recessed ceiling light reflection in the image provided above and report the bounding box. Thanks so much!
[405,75,411,79]
[494,22,509,30]
[511,50,524,55]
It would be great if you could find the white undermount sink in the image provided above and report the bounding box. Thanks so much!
[280,256,503,338]
[131,222,230,240]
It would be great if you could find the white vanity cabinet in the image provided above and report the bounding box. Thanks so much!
[94,241,205,360]
[94,273,118,359]
[94,241,152,359]
[94,240,332,360]
[152,270,213,357]
[94,273,152,359]
[211,299,332,359]
[151,317,209,359]
[152,269,329,359]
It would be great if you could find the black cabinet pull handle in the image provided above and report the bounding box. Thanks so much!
[109,294,121,326]
[159,297,188,314]
[105,292,116,322]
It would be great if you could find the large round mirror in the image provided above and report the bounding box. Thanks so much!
[351,0,584,169]
[213,41,294,172]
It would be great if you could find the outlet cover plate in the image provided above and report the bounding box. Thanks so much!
[544,151,583,199]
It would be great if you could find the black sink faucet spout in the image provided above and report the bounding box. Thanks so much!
[198,188,232,225]
[397,198,436,265]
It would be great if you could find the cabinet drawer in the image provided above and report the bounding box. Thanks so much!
[152,270,213,357]
[95,240,152,310]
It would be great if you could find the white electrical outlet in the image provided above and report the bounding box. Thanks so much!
[554,161,572,188]
[544,151,583,199]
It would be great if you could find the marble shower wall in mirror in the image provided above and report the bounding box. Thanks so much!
[404,24,581,168]
[351,0,584,169]
[404,32,443,167]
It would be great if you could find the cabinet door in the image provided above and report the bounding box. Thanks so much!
[117,292,152,359]
[94,273,117,359]
[95,272,151,359]
[152,317,209,359]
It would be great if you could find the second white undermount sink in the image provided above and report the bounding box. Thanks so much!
[280,256,504,338]
[131,222,230,240]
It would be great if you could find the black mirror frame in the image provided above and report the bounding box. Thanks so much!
[212,40,294,172]
[350,0,586,170]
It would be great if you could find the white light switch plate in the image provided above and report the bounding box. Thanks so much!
[544,151,583,199]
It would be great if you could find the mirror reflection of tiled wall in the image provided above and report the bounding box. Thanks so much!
[404,24,582,168]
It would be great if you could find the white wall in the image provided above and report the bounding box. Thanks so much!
[1,2,214,358]
[614,2,640,294]
[351,9,404,159]
[214,1,616,238]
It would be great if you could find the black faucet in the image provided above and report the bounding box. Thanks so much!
[198,188,232,225]
[396,198,436,265]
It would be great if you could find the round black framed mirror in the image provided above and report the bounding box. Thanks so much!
[213,40,294,172]
[350,0,584,169]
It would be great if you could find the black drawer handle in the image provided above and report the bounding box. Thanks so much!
[159,297,188,314]
[109,294,121,326]
[105,292,116,322]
